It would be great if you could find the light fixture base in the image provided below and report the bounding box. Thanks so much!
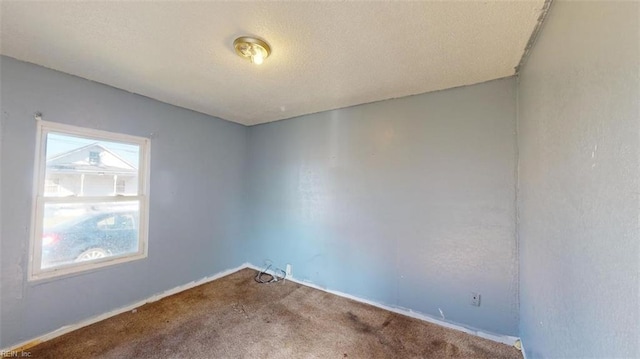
[233,36,271,65]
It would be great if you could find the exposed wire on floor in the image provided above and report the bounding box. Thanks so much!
[255,264,286,284]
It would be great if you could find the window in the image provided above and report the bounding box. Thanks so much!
[89,151,100,165]
[30,121,150,280]
[44,178,60,195]
[116,178,126,194]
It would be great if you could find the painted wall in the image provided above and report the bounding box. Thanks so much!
[246,78,519,336]
[0,56,247,348]
[517,2,640,358]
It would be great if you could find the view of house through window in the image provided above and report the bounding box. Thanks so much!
[31,122,149,279]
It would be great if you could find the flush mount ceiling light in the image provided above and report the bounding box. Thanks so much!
[233,36,271,65]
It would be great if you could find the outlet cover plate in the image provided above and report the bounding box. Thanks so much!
[471,292,481,306]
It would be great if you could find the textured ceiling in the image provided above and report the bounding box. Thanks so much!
[0,1,545,126]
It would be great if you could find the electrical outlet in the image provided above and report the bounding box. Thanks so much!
[470,292,481,307]
[286,264,292,277]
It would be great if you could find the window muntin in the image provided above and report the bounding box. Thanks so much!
[30,121,150,280]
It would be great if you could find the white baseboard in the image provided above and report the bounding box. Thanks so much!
[4,263,521,353]
[247,263,520,347]
[520,339,528,359]
[2,263,250,353]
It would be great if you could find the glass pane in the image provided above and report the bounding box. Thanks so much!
[41,201,140,269]
[44,132,140,197]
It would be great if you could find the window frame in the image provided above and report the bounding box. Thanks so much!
[29,120,151,281]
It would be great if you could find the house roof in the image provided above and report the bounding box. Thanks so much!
[47,143,137,175]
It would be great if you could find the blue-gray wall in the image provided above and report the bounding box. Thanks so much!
[0,56,247,348]
[246,78,519,336]
[517,2,640,358]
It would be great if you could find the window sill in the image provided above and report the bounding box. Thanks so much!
[28,251,147,283]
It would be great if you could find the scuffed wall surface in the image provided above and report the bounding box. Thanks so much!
[0,56,247,348]
[517,2,640,357]
[246,78,519,336]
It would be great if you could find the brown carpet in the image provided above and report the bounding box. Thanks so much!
[27,268,522,358]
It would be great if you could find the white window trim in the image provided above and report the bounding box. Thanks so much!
[29,120,151,281]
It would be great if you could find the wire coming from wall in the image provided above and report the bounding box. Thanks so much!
[255,264,286,284]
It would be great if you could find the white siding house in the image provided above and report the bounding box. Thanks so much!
[45,143,138,197]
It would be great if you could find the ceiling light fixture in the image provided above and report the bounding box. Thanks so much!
[233,36,271,65]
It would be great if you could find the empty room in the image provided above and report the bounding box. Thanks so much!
[0,1,638,358]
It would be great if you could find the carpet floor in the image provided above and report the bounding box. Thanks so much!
[27,268,522,358]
